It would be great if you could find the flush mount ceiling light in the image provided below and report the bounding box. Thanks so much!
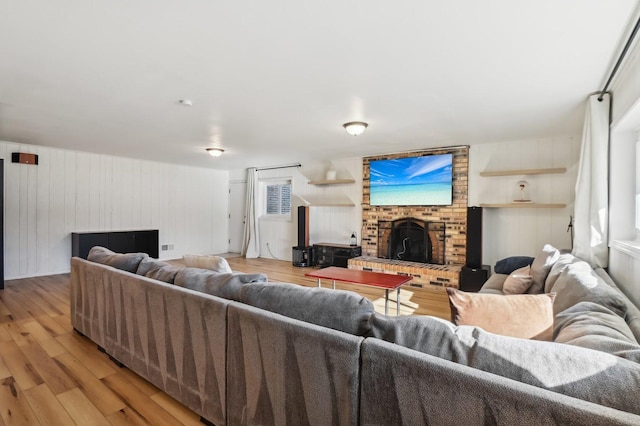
[206,147,224,157]
[343,121,368,136]
[179,99,193,106]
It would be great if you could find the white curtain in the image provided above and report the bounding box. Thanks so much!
[573,93,610,267]
[241,167,261,258]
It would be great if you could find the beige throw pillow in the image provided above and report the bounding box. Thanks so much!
[183,254,232,274]
[447,288,556,341]
[502,265,533,294]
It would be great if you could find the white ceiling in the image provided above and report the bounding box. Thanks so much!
[0,1,638,170]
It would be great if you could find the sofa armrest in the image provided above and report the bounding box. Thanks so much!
[478,273,508,294]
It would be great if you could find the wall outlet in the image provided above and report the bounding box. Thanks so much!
[161,244,169,251]
[168,244,174,250]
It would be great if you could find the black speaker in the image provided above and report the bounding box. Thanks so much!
[460,265,491,292]
[297,205,309,247]
[466,206,483,268]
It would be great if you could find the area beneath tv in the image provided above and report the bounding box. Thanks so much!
[348,256,461,289]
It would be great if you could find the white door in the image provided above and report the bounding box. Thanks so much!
[228,181,247,253]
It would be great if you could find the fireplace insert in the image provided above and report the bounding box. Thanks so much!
[378,219,445,264]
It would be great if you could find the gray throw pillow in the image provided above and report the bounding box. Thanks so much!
[554,302,640,363]
[544,252,579,293]
[240,282,375,336]
[369,312,640,415]
[136,257,183,284]
[174,267,267,301]
[528,244,560,294]
[87,246,148,273]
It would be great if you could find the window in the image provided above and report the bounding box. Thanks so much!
[262,180,292,218]
[636,138,640,235]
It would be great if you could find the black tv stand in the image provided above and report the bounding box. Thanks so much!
[313,243,362,268]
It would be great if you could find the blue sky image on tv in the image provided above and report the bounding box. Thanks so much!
[369,154,453,206]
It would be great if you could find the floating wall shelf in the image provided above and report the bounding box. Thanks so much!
[479,167,567,177]
[308,202,356,207]
[480,203,567,209]
[307,179,356,185]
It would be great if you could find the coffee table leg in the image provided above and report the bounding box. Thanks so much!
[317,278,321,288]
[396,288,401,316]
[385,289,389,316]
[332,280,336,290]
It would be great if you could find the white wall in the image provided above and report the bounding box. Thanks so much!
[232,158,362,261]
[468,136,581,266]
[232,141,580,268]
[1,141,229,279]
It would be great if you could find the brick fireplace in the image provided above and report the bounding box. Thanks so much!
[350,146,469,288]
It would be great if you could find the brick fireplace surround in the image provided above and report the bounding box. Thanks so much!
[348,146,469,289]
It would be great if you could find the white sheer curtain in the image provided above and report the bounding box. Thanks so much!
[573,93,610,267]
[241,167,261,258]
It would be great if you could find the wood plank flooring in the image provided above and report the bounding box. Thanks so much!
[0,256,451,425]
[225,256,452,319]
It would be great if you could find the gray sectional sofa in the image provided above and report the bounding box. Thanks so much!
[70,247,640,425]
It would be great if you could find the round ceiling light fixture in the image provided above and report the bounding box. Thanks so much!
[343,121,368,136]
[206,147,225,157]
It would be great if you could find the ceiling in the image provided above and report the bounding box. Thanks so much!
[0,1,638,170]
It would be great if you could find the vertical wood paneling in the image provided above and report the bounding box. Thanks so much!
[0,141,229,279]
[249,159,362,261]
[470,136,579,266]
[36,147,51,275]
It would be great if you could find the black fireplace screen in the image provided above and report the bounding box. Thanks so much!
[377,219,445,264]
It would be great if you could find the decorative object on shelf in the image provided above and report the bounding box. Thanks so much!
[326,166,337,180]
[206,147,224,157]
[513,180,531,203]
[343,121,368,136]
[350,232,358,246]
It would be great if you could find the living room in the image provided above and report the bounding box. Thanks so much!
[2,1,640,424]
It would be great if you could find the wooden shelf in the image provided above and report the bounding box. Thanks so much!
[480,203,567,209]
[307,179,356,185]
[480,167,566,177]
[308,202,355,207]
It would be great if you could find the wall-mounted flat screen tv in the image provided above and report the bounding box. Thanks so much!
[369,153,453,206]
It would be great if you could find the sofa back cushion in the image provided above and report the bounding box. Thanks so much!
[183,254,233,274]
[594,268,640,344]
[368,313,640,415]
[240,282,375,336]
[136,257,183,284]
[174,267,267,301]
[552,261,628,317]
[87,246,148,273]
[554,302,640,363]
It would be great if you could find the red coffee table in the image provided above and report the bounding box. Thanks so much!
[305,267,412,316]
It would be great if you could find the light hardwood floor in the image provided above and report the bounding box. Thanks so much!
[0,257,451,425]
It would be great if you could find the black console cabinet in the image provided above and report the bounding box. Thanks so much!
[313,243,361,268]
[72,230,159,259]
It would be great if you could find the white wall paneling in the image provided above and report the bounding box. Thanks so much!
[1,141,229,279]
[610,246,640,308]
[468,137,581,266]
[232,158,363,261]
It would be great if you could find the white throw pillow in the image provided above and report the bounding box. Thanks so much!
[183,254,232,274]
